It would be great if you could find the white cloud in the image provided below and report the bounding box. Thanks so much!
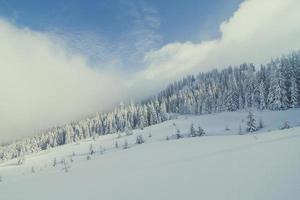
[139,0,300,91]
[0,19,127,142]
[0,1,163,142]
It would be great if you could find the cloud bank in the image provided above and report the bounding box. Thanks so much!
[0,19,127,142]
[1,0,300,142]
[138,0,300,91]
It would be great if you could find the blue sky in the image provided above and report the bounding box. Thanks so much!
[0,0,243,69]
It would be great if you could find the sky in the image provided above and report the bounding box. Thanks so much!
[0,0,243,70]
[1,0,300,142]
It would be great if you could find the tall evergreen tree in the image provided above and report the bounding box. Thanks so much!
[259,81,266,110]
[291,77,299,107]
[246,110,257,132]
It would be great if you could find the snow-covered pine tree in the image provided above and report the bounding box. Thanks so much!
[281,121,291,130]
[17,150,25,165]
[259,81,266,110]
[176,129,182,139]
[246,110,257,132]
[148,102,158,125]
[268,64,289,110]
[197,125,205,136]
[74,134,79,144]
[61,158,70,172]
[154,99,162,123]
[159,99,168,121]
[268,67,280,110]
[190,123,197,137]
[136,135,145,144]
[136,106,145,129]
[238,95,244,110]
[53,157,57,167]
[258,119,264,129]
[89,144,95,155]
[92,132,96,141]
[279,61,290,109]
[64,125,74,144]
[290,77,299,107]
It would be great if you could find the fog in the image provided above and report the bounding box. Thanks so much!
[0,19,128,142]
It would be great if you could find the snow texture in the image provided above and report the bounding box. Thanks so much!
[0,109,300,200]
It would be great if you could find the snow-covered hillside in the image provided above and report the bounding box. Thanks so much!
[0,109,300,200]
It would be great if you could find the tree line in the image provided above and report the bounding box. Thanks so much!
[1,51,299,161]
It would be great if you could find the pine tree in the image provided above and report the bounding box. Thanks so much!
[17,152,25,165]
[281,121,291,130]
[148,103,158,125]
[268,68,279,110]
[259,81,266,110]
[268,67,288,110]
[92,133,96,141]
[197,125,205,136]
[64,125,74,144]
[291,77,299,107]
[246,110,257,132]
[53,157,57,167]
[137,107,145,129]
[74,134,79,144]
[278,66,289,109]
[190,123,197,137]
[238,95,244,110]
[136,135,145,144]
[62,158,70,172]
[176,129,182,139]
[258,119,264,129]
[159,100,168,121]
[89,144,95,155]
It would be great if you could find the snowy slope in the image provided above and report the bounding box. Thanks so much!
[0,109,300,200]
